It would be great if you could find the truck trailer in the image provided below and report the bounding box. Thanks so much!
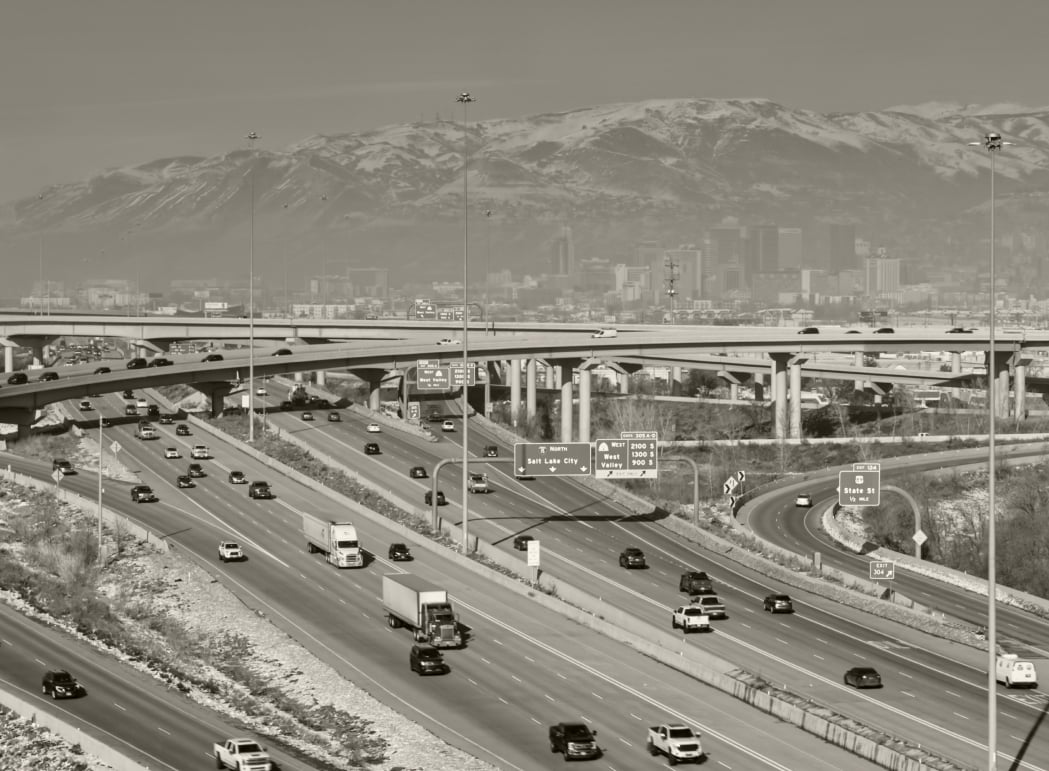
[302,514,364,568]
[382,573,462,648]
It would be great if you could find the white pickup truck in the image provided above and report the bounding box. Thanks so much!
[213,738,273,770]
[647,723,704,764]
[671,605,710,633]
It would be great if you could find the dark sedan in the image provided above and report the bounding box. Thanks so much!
[763,594,794,613]
[388,543,413,561]
[844,667,883,688]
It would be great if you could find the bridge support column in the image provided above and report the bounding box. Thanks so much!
[208,384,233,418]
[559,363,573,442]
[854,351,864,390]
[1015,359,1028,421]
[790,360,803,440]
[730,383,739,401]
[31,343,46,367]
[314,370,326,388]
[510,359,522,428]
[671,366,682,396]
[294,371,304,383]
[3,345,13,373]
[770,355,790,441]
[987,350,1009,419]
[951,352,962,400]
[578,368,591,444]
[752,373,763,402]
[544,362,556,390]
[526,359,537,422]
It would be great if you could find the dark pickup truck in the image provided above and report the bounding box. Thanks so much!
[549,722,600,761]
[679,571,714,595]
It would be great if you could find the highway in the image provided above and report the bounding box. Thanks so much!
[0,389,884,770]
[239,383,1049,770]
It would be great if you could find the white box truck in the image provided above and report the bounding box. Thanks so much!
[382,573,463,648]
[303,514,364,568]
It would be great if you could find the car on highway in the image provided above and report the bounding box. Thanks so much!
[427,411,443,422]
[797,326,820,334]
[175,424,191,436]
[366,422,381,433]
[436,338,461,346]
[327,411,341,422]
[41,669,83,699]
[424,490,447,506]
[201,353,224,362]
[947,327,974,334]
[483,445,498,457]
[388,543,412,561]
[763,594,794,613]
[93,366,111,374]
[149,357,173,367]
[271,348,292,356]
[844,667,883,688]
[124,404,138,416]
[468,473,490,493]
[255,387,267,396]
[441,420,455,432]
[408,466,428,479]
[101,418,113,428]
[123,389,135,399]
[130,485,158,503]
[37,370,59,381]
[176,475,195,488]
[158,415,174,425]
[694,594,727,619]
[248,481,274,499]
[228,470,247,484]
[671,605,711,633]
[52,459,74,475]
[874,327,895,334]
[364,442,381,455]
[187,463,206,478]
[619,547,647,569]
[163,447,181,460]
[135,398,148,409]
[6,372,28,385]
[190,445,210,459]
[301,411,314,421]
[78,400,93,411]
[409,644,449,675]
[218,541,245,563]
[126,357,148,369]
[591,328,618,338]
[795,493,813,507]
[513,534,535,551]
[679,571,714,595]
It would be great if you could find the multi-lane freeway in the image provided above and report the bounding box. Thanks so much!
[1,387,883,770]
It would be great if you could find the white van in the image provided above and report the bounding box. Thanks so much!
[996,654,1038,688]
[591,328,618,339]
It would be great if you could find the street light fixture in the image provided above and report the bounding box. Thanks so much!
[246,131,260,443]
[457,91,474,553]
[968,130,1013,771]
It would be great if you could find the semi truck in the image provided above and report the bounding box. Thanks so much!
[382,573,463,648]
[302,514,363,568]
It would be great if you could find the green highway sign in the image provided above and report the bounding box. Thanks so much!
[838,468,881,506]
[417,367,450,390]
[594,435,659,479]
[514,442,591,477]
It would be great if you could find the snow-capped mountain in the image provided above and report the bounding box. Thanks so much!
[4,97,1049,290]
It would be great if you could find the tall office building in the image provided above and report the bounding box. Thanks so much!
[745,226,779,275]
[634,240,664,268]
[866,254,901,298]
[550,225,575,276]
[778,227,804,270]
[828,223,858,273]
[707,226,744,267]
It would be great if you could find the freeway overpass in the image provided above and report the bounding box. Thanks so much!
[2,317,1048,439]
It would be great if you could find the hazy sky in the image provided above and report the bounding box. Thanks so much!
[3,0,1047,204]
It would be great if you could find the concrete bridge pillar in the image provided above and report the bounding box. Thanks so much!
[1014,359,1028,421]
[951,352,962,400]
[526,359,537,422]
[986,350,1010,419]
[671,366,682,396]
[294,371,304,383]
[544,362,556,390]
[559,363,574,442]
[578,368,591,444]
[510,359,522,428]
[355,369,385,411]
[752,373,763,402]
[3,345,13,373]
[619,371,630,395]
[790,359,803,440]
[730,382,739,401]
[854,351,864,390]
[31,343,46,367]
[314,370,326,388]
[770,354,790,441]
[207,384,234,418]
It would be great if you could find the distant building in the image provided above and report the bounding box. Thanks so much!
[663,246,702,302]
[550,225,575,275]
[745,226,779,274]
[778,227,804,270]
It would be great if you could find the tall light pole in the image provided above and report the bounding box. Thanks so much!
[484,208,492,332]
[246,131,260,442]
[457,91,474,553]
[969,130,1012,771]
[37,193,46,316]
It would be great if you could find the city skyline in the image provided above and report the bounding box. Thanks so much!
[3,0,1049,205]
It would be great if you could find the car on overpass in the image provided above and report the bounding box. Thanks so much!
[38,370,59,381]
[6,373,27,385]
[591,328,618,338]
[126,357,148,369]
[201,353,224,362]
